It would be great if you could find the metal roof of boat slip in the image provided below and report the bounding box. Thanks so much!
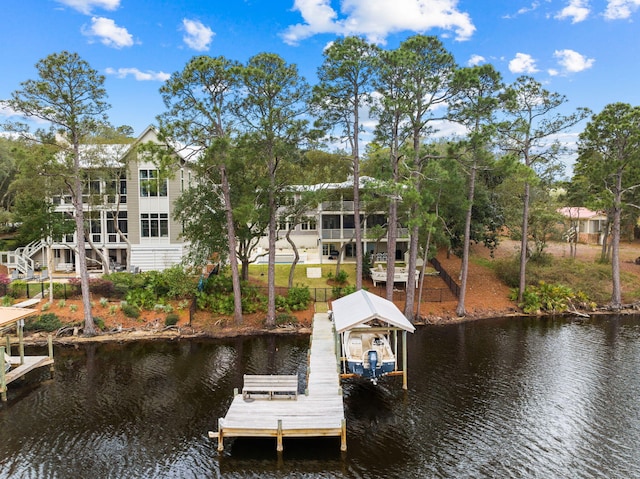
[331,289,416,333]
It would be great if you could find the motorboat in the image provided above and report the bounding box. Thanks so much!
[342,329,395,382]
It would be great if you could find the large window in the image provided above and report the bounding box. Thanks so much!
[107,211,128,242]
[139,169,167,197]
[141,213,168,238]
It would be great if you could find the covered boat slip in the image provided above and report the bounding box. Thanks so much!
[0,307,54,402]
[211,311,346,452]
[331,289,415,389]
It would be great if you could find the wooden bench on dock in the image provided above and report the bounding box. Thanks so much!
[242,374,298,400]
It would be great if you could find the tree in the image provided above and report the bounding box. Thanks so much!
[235,53,311,327]
[4,51,113,336]
[314,37,380,290]
[156,55,245,325]
[395,35,457,319]
[499,76,590,303]
[371,47,411,300]
[0,138,19,230]
[575,103,640,308]
[448,64,503,316]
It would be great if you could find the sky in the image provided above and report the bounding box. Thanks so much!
[1,0,640,174]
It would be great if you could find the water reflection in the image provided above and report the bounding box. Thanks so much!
[0,317,639,478]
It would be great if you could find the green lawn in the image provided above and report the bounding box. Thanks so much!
[248,263,358,288]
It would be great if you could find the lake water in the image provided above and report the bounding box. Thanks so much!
[1,315,639,478]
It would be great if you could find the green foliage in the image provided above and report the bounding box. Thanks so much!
[332,284,358,298]
[510,281,589,314]
[333,270,348,285]
[125,288,157,310]
[93,317,105,330]
[274,312,298,326]
[9,280,26,298]
[1,296,12,306]
[25,313,62,332]
[165,313,179,327]
[120,303,140,319]
[287,286,311,311]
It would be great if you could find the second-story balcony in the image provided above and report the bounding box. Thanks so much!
[321,200,355,212]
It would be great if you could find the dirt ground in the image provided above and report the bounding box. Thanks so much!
[14,237,640,343]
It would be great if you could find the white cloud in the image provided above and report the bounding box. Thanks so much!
[182,19,214,51]
[604,0,640,19]
[503,2,540,19]
[82,17,134,48]
[553,49,595,73]
[55,0,120,14]
[282,0,475,45]
[555,0,590,22]
[508,53,538,73]
[105,67,170,82]
[467,54,485,66]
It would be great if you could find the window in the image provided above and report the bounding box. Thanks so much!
[107,211,128,242]
[87,212,101,243]
[141,213,168,238]
[301,219,317,231]
[139,169,167,197]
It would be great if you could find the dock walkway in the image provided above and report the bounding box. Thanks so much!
[211,312,346,452]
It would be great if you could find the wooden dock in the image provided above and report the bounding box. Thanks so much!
[210,311,346,452]
[1,307,55,401]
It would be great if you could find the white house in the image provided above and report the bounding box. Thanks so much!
[557,206,607,245]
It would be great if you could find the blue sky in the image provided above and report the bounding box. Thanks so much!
[2,0,640,170]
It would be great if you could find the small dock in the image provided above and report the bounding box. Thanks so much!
[210,311,346,452]
[1,307,54,402]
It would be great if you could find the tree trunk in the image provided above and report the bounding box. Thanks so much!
[285,228,299,289]
[353,105,363,290]
[386,197,397,301]
[611,176,623,308]
[517,181,531,303]
[403,220,419,320]
[415,227,433,319]
[456,163,477,317]
[72,158,96,336]
[266,174,277,327]
[220,165,243,325]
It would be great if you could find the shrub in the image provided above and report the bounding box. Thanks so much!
[25,313,62,332]
[69,304,78,312]
[68,277,115,297]
[165,313,179,327]
[58,299,66,308]
[510,281,590,314]
[93,317,105,330]
[274,312,297,326]
[1,296,12,307]
[9,280,27,299]
[287,286,311,311]
[99,297,109,307]
[332,284,357,298]
[121,303,140,319]
[125,288,157,310]
[334,270,348,285]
